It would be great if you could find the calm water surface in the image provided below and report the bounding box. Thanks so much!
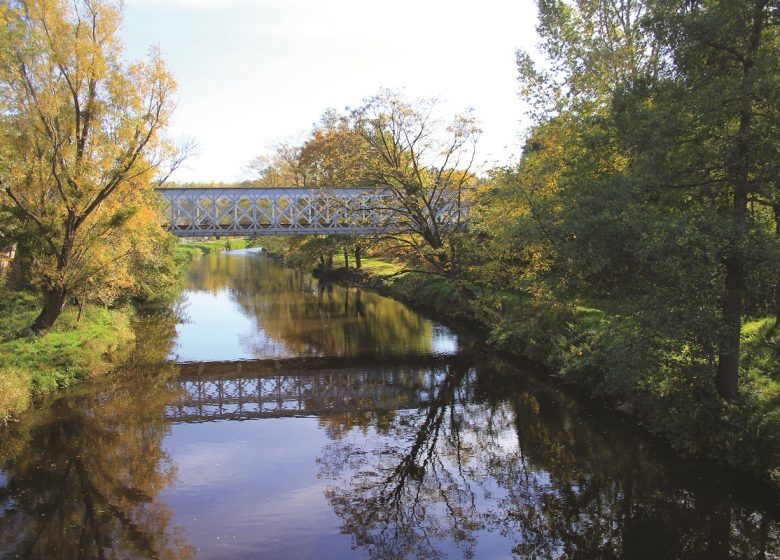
[1,249,778,559]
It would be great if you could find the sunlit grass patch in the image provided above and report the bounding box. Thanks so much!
[741,316,780,403]
[175,238,254,260]
[575,306,606,328]
[0,368,30,424]
[742,317,775,342]
[358,257,406,276]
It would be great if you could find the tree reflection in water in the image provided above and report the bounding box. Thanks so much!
[184,251,442,359]
[318,358,780,560]
[319,361,479,560]
[0,310,195,560]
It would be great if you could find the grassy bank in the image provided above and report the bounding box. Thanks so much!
[175,238,256,261]
[0,236,238,422]
[330,259,780,489]
[0,289,135,422]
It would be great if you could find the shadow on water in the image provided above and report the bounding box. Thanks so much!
[0,250,777,559]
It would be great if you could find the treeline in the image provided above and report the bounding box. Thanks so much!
[476,0,780,402]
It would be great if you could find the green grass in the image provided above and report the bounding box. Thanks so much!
[175,238,256,260]
[357,257,406,276]
[742,317,775,342]
[741,317,780,402]
[574,306,607,328]
[0,288,134,422]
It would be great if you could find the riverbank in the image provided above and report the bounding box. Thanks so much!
[317,259,780,490]
[0,237,256,422]
[0,288,135,422]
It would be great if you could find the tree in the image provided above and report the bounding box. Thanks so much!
[248,142,309,187]
[493,0,780,400]
[621,0,780,399]
[347,91,480,274]
[516,0,661,120]
[249,95,479,275]
[0,0,181,331]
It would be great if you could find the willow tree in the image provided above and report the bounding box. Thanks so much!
[0,0,179,331]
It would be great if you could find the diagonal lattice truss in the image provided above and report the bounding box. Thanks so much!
[156,187,394,237]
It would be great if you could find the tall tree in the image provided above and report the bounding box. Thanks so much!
[517,0,661,119]
[629,0,780,399]
[0,0,180,331]
[248,94,479,274]
[501,0,779,400]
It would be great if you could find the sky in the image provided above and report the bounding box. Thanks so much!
[120,0,540,183]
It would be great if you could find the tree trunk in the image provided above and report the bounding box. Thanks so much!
[774,205,780,329]
[32,223,75,333]
[718,245,743,400]
[32,287,68,333]
[717,0,765,401]
[343,247,349,269]
[354,244,362,269]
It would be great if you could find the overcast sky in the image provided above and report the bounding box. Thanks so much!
[120,0,539,183]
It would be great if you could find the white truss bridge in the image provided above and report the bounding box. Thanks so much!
[156,187,392,237]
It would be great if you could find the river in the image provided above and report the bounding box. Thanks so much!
[1,248,778,559]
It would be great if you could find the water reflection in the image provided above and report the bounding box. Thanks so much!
[0,311,194,560]
[167,356,460,423]
[173,250,457,362]
[318,359,780,560]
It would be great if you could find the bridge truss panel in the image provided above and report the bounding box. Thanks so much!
[156,187,392,237]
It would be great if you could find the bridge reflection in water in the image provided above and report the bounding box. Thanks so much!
[168,355,473,423]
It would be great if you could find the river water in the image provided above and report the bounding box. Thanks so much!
[1,248,778,559]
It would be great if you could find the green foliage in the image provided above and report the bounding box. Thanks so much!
[453,0,780,481]
[128,234,185,304]
[357,258,405,276]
